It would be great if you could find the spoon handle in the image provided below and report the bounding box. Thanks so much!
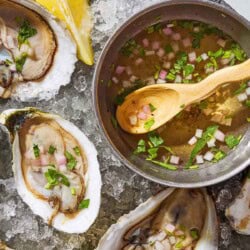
[193,58,250,102]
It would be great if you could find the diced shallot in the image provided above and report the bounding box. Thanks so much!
[172,33,181,41]
[193,26,200,32]
[237,93,248,102]
[182,37,191,47]
[163,27,173,35]
[188,136,197,145]
[6,35,15,49]
[205,67,214,74]
[207,138,216,148]
[188,51,197,62]
[157,48,165,57]
[115,66,125,75]
[168,52,175,60]
[169,236,176,245]
[196,155,204,164]
[171,42,179,52]
[163,61,171,69]
[135,58,143,66]
[145,50,155,56]
[165,223,176,233]
[170,155,180,165]
[40,154,49,166]
[245,87,250,96]
[126,66,132,75]
[154,241,165,250]
[174,75,182,83]
[185,74,192,80]
[59,164,67,172]
[112,76,119,84]
[0,86,5,96]
[142,105,151,114]
[55,153,67,166]
[122,81,131,88]
[201,53,209,61]
[146,77,156,85]
[195,129,203,138]
[130,75,138,82]
[217,38,226,48]
[159,70,167,80]
[129,115,137,125]
[9,64,16,72]
[214,130,225,142]
[175,230,185,236]
[142,38,149,47]
[204,151,214,161]
[30,158,41,166]
[137,112,147,120]
[157,79,166,84]
[152,41,160,50]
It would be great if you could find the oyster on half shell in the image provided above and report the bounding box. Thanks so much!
[0,108,102,233]
[97,188,218,250]
[0,0,77,101]
[226,172,250,235]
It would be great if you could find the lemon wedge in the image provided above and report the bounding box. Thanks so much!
[35,0,94,65]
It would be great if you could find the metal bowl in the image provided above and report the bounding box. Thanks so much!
[93,0,250,187]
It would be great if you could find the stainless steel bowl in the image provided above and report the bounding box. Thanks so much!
[93,0,250,187]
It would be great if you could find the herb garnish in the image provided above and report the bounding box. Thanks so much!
[48,145,56,155]
[225,135,242,149]
[186,125,218,168]
[71,187,76,195]
[65,151,77,170]
[134,139,146,154]
[17,19,37,45]
[33,144,40,158]
[149,103,156,112]
[121,39,137,57]
[73,146,81,156]
[79,199,90,209]
[146,22,162,34]
[234,82,247,96]
[212,149,226,162]
[144,118,155,130]
[15,53,27,72]
[44,168,70,189]
[165,44,173,53]
[190,228,199,239]
[111,115,118,128]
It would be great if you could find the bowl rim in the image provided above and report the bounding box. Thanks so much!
[92,0,250,188]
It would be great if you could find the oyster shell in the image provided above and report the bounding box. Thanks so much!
[226,173,250,235]
[0,0,77,101]
[97,188,218,250]
[0,108,102,233]
[0,240,13,250]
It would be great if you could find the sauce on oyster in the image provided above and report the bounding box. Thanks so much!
[19,116,88,222]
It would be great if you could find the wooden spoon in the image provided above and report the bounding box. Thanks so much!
[116,58,250,134]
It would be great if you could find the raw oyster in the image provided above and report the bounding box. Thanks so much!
[0,0,77,101]
[226,173,250,235]
[97,188,218,250]
[0,108,102,233]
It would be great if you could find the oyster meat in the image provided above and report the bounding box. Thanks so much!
[97,188,218,250]
[0,108,102,233]
[0,0,77,101]
[226,173,250,235]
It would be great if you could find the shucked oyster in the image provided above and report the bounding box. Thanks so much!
[0,0,77,101]
[226,172,250,235]
[0,108,102,233]
[97,188,218,250]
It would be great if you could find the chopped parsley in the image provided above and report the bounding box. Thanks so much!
[48,145,56,155]
[148,132,164,147]
[165,44,173,53]
[65,151,77,170]
[190,228,199,240]
[44,168,70,189]
[134,139,146,154]
[79,199,90,209]
[225,135,242,149]
[121,39,137,57]
[149,103,156,112]
[231,43,247,61]
[183,64,195,77]
[17,19,37,45]
[73,146,81,156]
[146,22,162,34]
[245,100,250,107]
[212,149,226,162]
[144,118,155,130]
[33,144,40,158]
[71,187,76,196]
[186,125,218,168]
[15,53,27,72]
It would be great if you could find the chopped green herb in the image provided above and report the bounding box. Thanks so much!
[166,72,176,81]
[48,145,56,155]
[15,53,27,72]
[134,139,146,154]
[79,199,90,209]
[208,48,224,58]
[165,44,173,53]
[233,82,247,96]
[175,241,183,249]
[71,187,76,196]
[146,147,159,160]
[44,168,70,189]
[245,100,250,107]
[160,146,174,155]
[149,103,156,112]
[196,56,202,63]
[17,19,37,45]
[225,135,242,149]
[73,146,81,156]
[190,229,199,240]
[183,64,195,77]
[213,150,226,162]
[65,151,77,170]
[231,43,247,61]
[33,144,40,158]
[198,100,208,110]
[148,159,177,170]
[222,50,233,59]
[186,125,218,168]
[146,22,162,34]
[144,118,155,130]
[121,39,137,57]
[138,47,145,57]
[4,59,13,66]
[188,165,199,170]
[111,115,118,128]
[180,104,185,109]
[148,133,164,147]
